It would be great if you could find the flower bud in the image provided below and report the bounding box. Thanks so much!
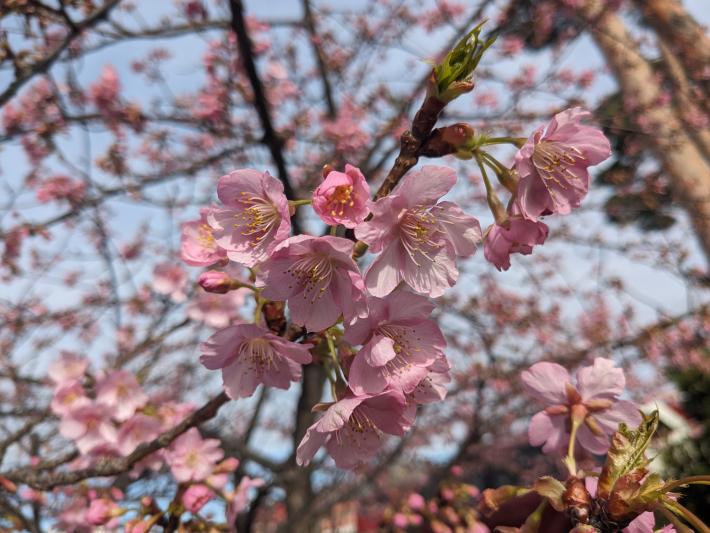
[198,270,235,294]
[431,21,495,103]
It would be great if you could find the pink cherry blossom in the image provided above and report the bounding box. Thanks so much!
[96,370,148,421]
[116,413,162,456]
[515,107,611,218]
[152,263,187,302]
[180,207,227,267]
[227,476,266,524]
[344,289,446,395]
[257,235,367,331]
[186,289,248,329]
[36,175,86,205]
[86,497,120,526]
[47,351,88,387]
[200,323,312,398]
[59,403,118,454]
[51,381,91,416]
[182,484,214,513]
[408,356,452,405]
[165,428,224,483]
[208,168,291,267]
[312,164,371,228]
[521,358,641,455]
[355,166,481,298]
[483,215,549,271]
[296,388,410,469]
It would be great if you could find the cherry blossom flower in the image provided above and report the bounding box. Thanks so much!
[116,413,162,456]
[165,428,223,483]
[51,382,91,416]
[407,355,452,405]
[515,107,611,218]
[187,290,248,329]
[182,484,214,513]
[86,498,121,526]
[483,215,549,271]
[59,404,118,454]
[95,370,148,421]
[227,476,266,524]
[345,289,446,395]
[257,235,367,331]
[355,166,481,298]
[296,388,410,469]
[47,351,88,387]
[181,207,227,266]
[208,169,291,267]
[200,323,312,398]
[521,358,641,455]
[312,164,371,228]
[35,175,86,205]
[152,263,187,302]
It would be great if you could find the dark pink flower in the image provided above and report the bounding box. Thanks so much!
[257,235,367,331]
[86,497,120,526]
[296,389,410,469]
[198,270,234,294]
[515,107,611,218]
[208,169,291,267]
[312,164,371,228]
[522,358,641,455]
[181,484,214,513]
[95,370,148,422]
[165,428,223,483]
[345,289,446,395]
[35,175,86,205]
[200,323,312,398]
[483,216,549,271]
[180,207,227,267]
[355,166,481,298]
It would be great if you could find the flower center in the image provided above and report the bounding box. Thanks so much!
[197,223,216,248]
[285,254,334,301]
[531,141,586,185]
[327,185,354,217]
[232,193,279,246]
[240,337,275,372]
[399,207,442,265]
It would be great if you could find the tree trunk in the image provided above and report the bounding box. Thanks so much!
[579,0,710,266]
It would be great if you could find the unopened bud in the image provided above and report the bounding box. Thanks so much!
[198,270,236,294]
[432,21,496,103]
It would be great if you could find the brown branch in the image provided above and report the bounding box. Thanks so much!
[301,0,337,118]
[2,392,229,490]
[0,0,122,107]
[228,0,303,234]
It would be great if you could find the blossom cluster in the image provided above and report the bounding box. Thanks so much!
[178,106,612,469]
[46,352,258,529]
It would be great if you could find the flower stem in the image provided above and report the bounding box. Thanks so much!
[253,293,265,324]
[657,505,694,533]
[482,136,527,147]
[662,496,710,533]
[475,151,507,224]
[662,475,710,493]
[329,225,338,236]
[289,199,312,207]
[564,417,582,476]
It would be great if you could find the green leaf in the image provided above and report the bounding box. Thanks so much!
[597,410,659,500]
[533,476,566,512]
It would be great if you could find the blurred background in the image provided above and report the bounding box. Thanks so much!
[0,0,709,530]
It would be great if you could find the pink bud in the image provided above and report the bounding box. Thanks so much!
[407,492,425,510]
[86,498,119,526]
[198,270,234,294]
[182,484,214,513]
